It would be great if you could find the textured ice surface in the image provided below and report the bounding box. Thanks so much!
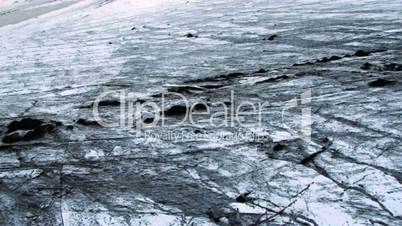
[0,0,402,225]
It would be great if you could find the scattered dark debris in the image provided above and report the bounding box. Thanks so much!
[273,143,286,152]
[315,55,343,63]
[76,118,101,126]
[184,33,198,38]
[361,62,373,70]
[383,63,402,71]
[293,50,384,67]
[360,62,401,71]
[264,34,277,41]
[2,118,57,143]
[368,78,396,88]
[235,192,252,203]
[293,54,343,66]
[163,105,188,117]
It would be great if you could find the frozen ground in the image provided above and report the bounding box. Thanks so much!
[0,0,401,225]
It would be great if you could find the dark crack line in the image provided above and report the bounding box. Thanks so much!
[251,183,313,225]
[330,149,402,184]
[312,163,397,218]
[59,164,65,226]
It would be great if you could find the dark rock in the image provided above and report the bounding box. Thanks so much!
[361,62,373,70]
[25,125,53,140]
[193,102,208,111]
[235,192,251,203]
[223,101,231,106]
[36,123,55,133]
[2,130,29,143]
[254,68,267,73]
[2,122,55,143]
[108,41,112,45]
[151,93,163,98]
[81,99,122,108]
[96,99,121,107]
[143,117,154,124]
[52,121,63,127]
[194,129,203,134]
[319,57,330,63]
[183,72,244,84]
[235,195,247,203]
[329,55,342,61]
[184,33,198,38]
[131,26,136,30]
[163,105,188,116]
[368,79,396,87]
[76,118,101,126]
[383,63,402,71]
[222,72,244,78]
[354,50,371,57]
[265,34,277,41]
[322,137,331,144]
[273,143,286,152]
[7,118,44,133]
